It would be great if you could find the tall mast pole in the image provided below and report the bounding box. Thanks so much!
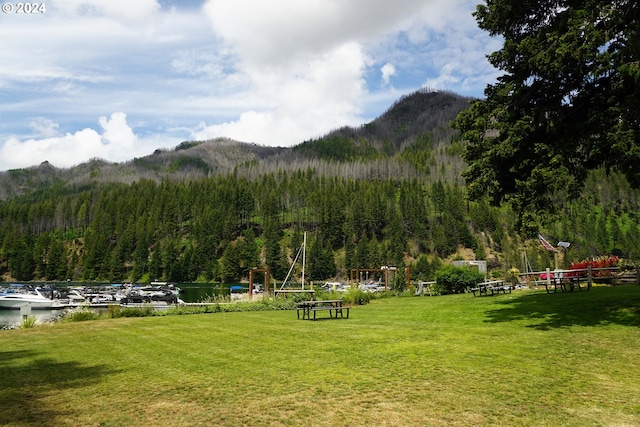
[301,232,306,289]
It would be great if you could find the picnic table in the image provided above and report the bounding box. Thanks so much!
[469,280,512,297]
[545,276,585,293]
[296,299,350,320]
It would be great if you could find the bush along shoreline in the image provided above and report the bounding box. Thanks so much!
[3,288,379,328]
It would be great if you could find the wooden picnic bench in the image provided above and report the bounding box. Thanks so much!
[297,299,350,320]
[545,276,585,293]
[469,280,511,297]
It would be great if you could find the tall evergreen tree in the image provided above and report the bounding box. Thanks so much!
[239,229,260,278]
[46,239,68,280]
[220,242,240,283]
[11,237,35,281]
[455,0,640,226]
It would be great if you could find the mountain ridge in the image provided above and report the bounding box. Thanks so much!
[0,89,472,200]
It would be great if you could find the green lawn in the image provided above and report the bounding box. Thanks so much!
[2,286,640,426]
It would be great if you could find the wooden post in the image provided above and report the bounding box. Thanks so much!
[249,268,271,297]
[587,265,592,291]
[20,304,32,320]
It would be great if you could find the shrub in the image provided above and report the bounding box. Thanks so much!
[435,264,485,294]
[65,308,100,322]
[105,305,156,318]
[19,316,37,329]
[392,274,407,292]
[341,289,372,305]
[506,267,520,286]
[257,297,298,311]
[117,306,155,317]
[107,304,121,318]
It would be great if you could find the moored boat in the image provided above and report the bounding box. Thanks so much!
[0,286,64,310]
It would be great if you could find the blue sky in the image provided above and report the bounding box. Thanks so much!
[0,0,501,171]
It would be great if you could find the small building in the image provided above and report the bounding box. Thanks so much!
[452,260,487,275]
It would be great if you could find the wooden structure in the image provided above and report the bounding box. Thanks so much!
[249,268,270,297]
[469,280,511,297]
[296,299,350,320]
[349,266,397,289]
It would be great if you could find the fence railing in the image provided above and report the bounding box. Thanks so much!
[518,266,623,289]
[412,265,637,297]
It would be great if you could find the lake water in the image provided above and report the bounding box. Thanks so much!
[0,283,246,328]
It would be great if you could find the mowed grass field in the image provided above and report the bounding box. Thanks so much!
[2,286,640,427]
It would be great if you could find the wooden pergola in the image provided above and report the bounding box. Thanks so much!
[349,266,398,289]
[249,268,270,297]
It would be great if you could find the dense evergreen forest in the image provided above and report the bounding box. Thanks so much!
[1,89,639,285]
[1,167,639,285]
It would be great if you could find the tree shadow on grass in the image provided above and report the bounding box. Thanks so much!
[483,286,640,330]
[0,349,116,426]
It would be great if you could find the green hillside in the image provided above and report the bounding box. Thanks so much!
[0,89,639,284]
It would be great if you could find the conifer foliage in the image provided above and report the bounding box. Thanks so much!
[455,0,640,226]
[0,170,639,283]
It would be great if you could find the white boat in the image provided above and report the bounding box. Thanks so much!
[66,288,86,303]
[0,287,63,310]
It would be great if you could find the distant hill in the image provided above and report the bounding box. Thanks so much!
[293,89,470,160]
[0,89,472,200]
[0,139,285,200]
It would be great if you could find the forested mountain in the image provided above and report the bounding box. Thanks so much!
[0,139,284,200]
[1,89,639,285]
[0,89,469,200]
[293,89,468,159]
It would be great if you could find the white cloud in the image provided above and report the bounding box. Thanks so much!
[203,0,425,68]
[52,0,161,22]
[421,32,502,94]
[195,0,498,145]
[193,42,369,145]
[381,63,396,86]
[0,129,103,171]
[0,0,501,171]
[0,113,179,170]
[196,0,442,145]
[100,112,137,152]
[29,118,60,138]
